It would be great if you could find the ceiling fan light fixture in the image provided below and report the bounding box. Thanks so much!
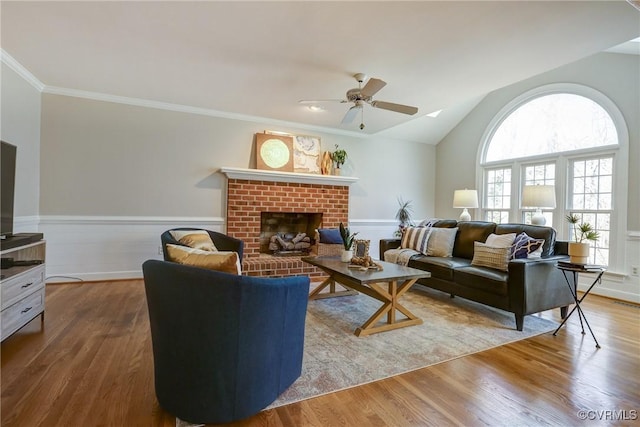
[307,105,325,112]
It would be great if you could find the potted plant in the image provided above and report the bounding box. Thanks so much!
[331,145,347,175]
[566,214,600,264]
[394,197,414,237]
[339,222,358,262]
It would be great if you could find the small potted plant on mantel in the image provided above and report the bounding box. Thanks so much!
[339,222,358,262]
[566,214,600,264]
[331,145,347,176]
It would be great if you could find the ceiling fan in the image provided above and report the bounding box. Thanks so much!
[299,73,419,130]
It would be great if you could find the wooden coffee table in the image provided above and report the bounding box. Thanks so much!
[302,256,431,336]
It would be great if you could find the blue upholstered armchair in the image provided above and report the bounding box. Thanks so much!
[142,260,310,424]
[161,228,244,262]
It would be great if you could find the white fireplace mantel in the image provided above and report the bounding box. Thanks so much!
[219,167,358,186]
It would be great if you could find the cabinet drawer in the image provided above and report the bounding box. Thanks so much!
[1,265,45,311]
[1,287,45,340]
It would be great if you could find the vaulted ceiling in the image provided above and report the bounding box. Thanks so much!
[1,1,639,144]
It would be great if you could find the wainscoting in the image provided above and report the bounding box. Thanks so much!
[16,215,640,303]
[28,216,397,282]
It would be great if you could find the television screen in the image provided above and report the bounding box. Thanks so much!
[1,141,17,238]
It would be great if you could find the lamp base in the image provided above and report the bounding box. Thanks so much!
[459,208,471,222]
[531,209,546,226]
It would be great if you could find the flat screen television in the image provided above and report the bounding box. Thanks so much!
[1,141,17,239]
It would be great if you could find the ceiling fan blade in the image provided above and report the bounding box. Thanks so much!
[341,105,361,124]
[371,100,418,115]
[299,99,347,104]
[360,78,386,97]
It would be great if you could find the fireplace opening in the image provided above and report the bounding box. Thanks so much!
[260,212,323,255]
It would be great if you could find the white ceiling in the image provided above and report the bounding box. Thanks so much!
[1,1,639,144]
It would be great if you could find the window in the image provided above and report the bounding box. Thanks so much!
[479,84,627,269]
[485,167,511,223]
[569,157,613,265]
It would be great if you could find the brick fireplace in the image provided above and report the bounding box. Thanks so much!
[221,168,357,277]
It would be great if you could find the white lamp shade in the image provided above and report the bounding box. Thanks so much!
[453,189,479,208]
[522,185,556,208]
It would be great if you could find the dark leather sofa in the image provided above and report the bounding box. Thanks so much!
[380,220,574,331]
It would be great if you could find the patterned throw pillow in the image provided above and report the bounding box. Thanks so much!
[485,233,516,248]
[166,244,241,275]
[426,227,458,257]
[510,232,545,259]
[169,230,218,252]
[400,226,432,255]
[471,242,511,271]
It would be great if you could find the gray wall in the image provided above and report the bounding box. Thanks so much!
[1,64,41,219]
[435,52,639,230]
[40,94,436,222]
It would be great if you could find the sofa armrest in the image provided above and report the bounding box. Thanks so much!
[379,238,401,259]
[506,256,574,317]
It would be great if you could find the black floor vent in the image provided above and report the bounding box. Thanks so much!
[613,300,640,309]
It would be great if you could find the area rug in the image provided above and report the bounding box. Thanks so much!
[267,285,558,409]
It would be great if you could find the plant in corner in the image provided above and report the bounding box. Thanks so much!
[566,214,600,264]
[339,222,358,262]
[394,197,414,238]
[331,144,347,175]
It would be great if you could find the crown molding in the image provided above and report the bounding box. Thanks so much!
[42,85,370,139]
[0,49,45,92]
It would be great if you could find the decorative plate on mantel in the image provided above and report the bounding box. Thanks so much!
[256,133,294,172]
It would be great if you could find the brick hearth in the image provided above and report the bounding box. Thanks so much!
[225,174,351,277]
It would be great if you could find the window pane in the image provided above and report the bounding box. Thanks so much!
[486,94,618,162]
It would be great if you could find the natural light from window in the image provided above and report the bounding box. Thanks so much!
[486,94,618,162]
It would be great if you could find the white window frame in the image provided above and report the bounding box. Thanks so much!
[476,83,628,273]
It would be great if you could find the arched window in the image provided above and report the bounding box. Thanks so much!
[478,84,628,268]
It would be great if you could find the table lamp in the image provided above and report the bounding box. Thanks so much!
[453,189,478,221]
[522,185,556,225]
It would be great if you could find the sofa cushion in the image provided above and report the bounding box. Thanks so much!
[426,227,458,257]
[511,232,545,259]
[485,233,516,248]
[169,230,218,251]
[417,219,458,228]
[408,256,471,281]
[400,226,431,254]
[452,221,497,259]
[471,242,510,271]
[166,244,241,275]
[454,265,509,296]
[495,224,556,257]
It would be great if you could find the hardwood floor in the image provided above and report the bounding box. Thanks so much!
[1,280,638,426]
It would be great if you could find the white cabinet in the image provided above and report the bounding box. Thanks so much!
[1,239,46,341]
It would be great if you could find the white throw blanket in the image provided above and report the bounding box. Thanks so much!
[384,248,420,266]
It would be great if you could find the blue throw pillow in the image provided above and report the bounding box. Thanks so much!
[511,232,545,259]
[317,228,343,244]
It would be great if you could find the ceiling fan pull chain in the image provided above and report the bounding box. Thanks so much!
[360,107,365,130]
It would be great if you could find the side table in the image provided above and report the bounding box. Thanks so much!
[553,264,605,348]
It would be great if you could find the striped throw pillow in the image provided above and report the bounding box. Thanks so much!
[400,227,432,255]
[471,241,510,271]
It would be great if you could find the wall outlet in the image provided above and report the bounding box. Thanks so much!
[632,266,639,277]
[157,246,163,256]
